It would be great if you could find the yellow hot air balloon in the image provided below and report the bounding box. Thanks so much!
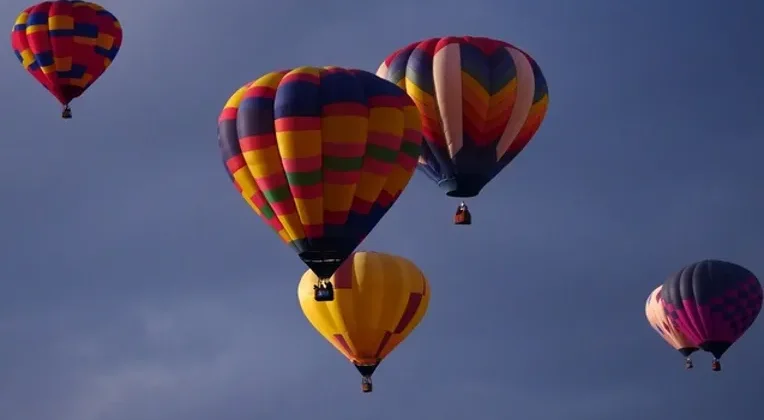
[645,285,699,369]
[298,251,430,392]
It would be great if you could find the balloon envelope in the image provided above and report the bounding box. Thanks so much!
[11,1,121,106]
[218,67,422,278]
[661,259,762,358]
[297,251,429,373]
[377,36,549,198]
[645,285,697,356]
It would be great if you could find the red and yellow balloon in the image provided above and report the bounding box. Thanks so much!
[218,67,422,300]
[11,1,122,118]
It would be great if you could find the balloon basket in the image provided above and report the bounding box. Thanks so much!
[313,280,334,301]
[711,360,721,372]
[361,378,372,393]
[62,105,72,119]
[454,209,471,225]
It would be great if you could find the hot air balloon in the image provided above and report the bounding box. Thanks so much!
[297,251,429,393]
[645,285,698,369]
[11,0,122,118]
[377,36,549,225]
[218,67,422,301]
[661,259,762,371]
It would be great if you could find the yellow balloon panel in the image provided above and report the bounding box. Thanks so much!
[645,285,695,351]
[297,251,429,365]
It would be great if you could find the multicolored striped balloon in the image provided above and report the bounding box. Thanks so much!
[218,66,422,279]
[11,1,122,118]
[377,36,549,199]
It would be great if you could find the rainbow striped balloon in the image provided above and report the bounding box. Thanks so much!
[218,66,422,278]
[377,36,549,198]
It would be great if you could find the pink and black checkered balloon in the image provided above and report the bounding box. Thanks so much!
[660,260,762,359]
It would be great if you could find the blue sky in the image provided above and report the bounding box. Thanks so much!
[1,0,763,419]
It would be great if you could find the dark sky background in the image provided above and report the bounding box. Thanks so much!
[2,0,763,419]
